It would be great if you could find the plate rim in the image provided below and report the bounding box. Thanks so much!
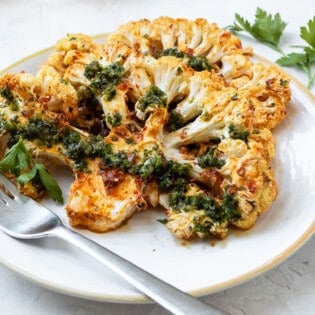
[0,36,315,303]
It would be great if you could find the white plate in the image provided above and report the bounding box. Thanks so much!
[0,38,315,303]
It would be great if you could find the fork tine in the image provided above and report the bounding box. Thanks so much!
[0,187,14,208]
[0,173,27,204]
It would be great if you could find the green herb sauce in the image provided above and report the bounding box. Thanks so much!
[158,47,185,58]
[156,47,212,72]
[138,86,167,112]
[169,188,240,223]
[198,146,225,169]
[166,110,184,131]
[228,124,250,143]
[84,61,125,101]
[186,55,211,71]
[0,86,18,111]
[106,112,122,127]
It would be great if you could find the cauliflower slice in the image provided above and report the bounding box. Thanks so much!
[158,129,277,239]
[108,19,153,53]
[161,183,229,240]
[67,158,146,232]
[0,72,148,232]
[36,65,79,121]
[108,17,251,74]
[0,19,291,240]
[50,39,141,130]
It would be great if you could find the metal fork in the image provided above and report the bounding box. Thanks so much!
[0,174,225,315]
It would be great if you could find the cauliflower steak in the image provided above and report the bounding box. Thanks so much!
[0,17,290,240]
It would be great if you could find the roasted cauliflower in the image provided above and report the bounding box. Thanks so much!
[0,17,291,240]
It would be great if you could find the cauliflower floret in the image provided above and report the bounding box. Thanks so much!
[37,65,79,121]
[56,33,95,52]
[134,56,192,120]
[221,54,253,82]
[108,17,251,76]
[175,70,226,122]
[162,184,229,240]
[54,41,141,129]
[67,158,146,232]
[108,19,152,53]
[0,73,41,108]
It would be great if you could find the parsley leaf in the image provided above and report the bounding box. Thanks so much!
[0,138,63,203]
[0,138,30,175]
[277,52,308,66]
[276,17,315,89]
[228,8,287,54]
[300,17,315,48]
[35,163,63,203]
[17,167,37,184]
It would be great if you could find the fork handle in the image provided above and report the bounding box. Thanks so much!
[52,225,225,315]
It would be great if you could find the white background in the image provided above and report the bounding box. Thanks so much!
[0,0,315,314]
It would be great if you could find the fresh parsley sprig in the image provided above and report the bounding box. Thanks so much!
[228,8,315,90]
[276,17,315,89]
[227,7,287,54]
[0,138,63,202]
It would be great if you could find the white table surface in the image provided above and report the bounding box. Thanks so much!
[0,0,315,314]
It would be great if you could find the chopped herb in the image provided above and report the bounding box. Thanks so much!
[158,161,191,191]
[193,220,211,236]
[186,55,211,71]
[155,47,212,72]
[102,150,133,172]
[106,112,122,127]
[103,85,116,101]
[138,86,167,112]
[135,154,163,179]
[84,61,125,100]
[222,193,241,220]
[61,129,88,170]
[176,67,183,75]
[228,124,250,143]
[0,86,14,102]
[134,149,191,192]
[158,47,185,58]
[280,79,289,86]
[61,130,110,170]
[77,85,98,107]
[0,118,15,133]
[0,86,18,111]
[59,78,69,84]
[84,61,103,79]
[166,110,184,131]
[231,93,238,100]
[169,188,240,223]
[125,138,135,145]
[16,117,59,147]
[198,147,225,169]
[157,218,168,224]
